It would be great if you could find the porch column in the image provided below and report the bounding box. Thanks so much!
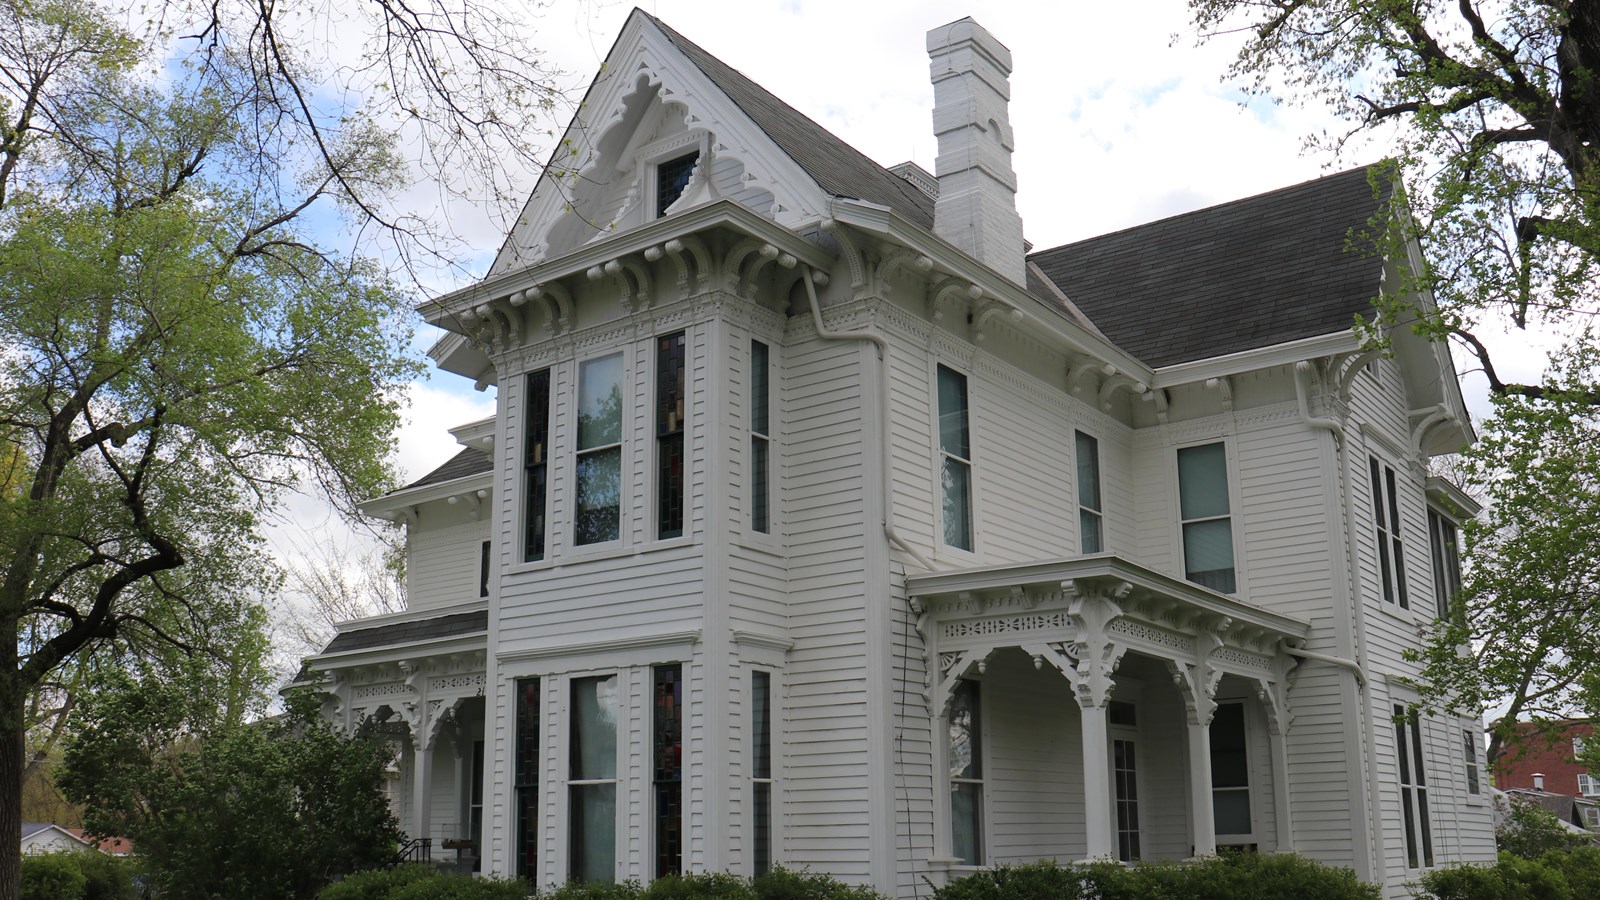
[1079,698,1116,861]
[1269,724,1292,851]
[1187,717,1216,858]
[413,736,434,842]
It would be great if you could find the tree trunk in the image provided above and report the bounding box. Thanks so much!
[0,667,23,900]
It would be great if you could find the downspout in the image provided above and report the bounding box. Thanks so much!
[1296,358,1384,882]
[803,265,938,572]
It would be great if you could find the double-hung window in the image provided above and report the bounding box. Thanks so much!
[751,670,773,875]
[948,679,983,865]
[1395,705,1434,868]
[570,676,619,882]
[750,341,772,535]
[1463,729,1481,796]
[1076,431,1103,553]
[1211,702,1252,836]
[524,369,552,561]
[1428,509,1461,619]
[1370,458,1409,609]
[656,333,686,539]
[575,355,624,546]
[937,366,974,552]
[514,678,541,880]
[1579,772,1600,797]
[1177,443,1236,593]
[653,665,683,876]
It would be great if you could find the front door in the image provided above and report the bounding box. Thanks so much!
[1109,700,1141,862]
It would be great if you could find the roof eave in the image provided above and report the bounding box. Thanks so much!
[419,200,834,332]
[359,471,493,518]
[1151,330,1364,389]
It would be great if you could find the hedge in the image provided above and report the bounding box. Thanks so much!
[933,854,1380,900]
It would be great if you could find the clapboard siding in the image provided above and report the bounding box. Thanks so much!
[408,507,489,611]
[780,333,874,877]
[985,650,1084,862]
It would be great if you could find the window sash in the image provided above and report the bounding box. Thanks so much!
[937,366,973,551]
[1210,702,1252,836]
[1371,458,1410,608]
[653,665,683,877]
[514,678,540,881]
[1463,729,1480,796]
[656,332,686,540]
[752,670,773,876]
[1429,510,1461,619]
[1395,705,1434,868]
[1177,443,1235,593]
[751,341,771,535]
[576,355,624,546]
[570,675,619,883]
[1076,431,1103,553]
[948,679,983,865]
[524,369,552,562]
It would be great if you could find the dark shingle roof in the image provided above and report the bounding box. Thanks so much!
[404,447,491,491]
[321,610,488,655]
[1028,166,1392,368]
[644,14,936,230]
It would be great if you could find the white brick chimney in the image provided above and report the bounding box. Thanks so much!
[927,18,1025,285]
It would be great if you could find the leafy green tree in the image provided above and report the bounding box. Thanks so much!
[1410,338,1600,764]
[60,677,402,900]
[1188,0,1599,397]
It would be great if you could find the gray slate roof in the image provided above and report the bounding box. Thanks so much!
[644,13,936,230]
[404,447,491,491]
[321,610,488,656]
[1028,166,1392,368]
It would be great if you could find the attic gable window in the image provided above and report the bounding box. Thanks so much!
[655,151,699,217]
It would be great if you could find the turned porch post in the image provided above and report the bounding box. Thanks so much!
[1187,714,1217,858]
[413,734,434,842]
[1064,584,1128,862]
[1078,697,1116,860]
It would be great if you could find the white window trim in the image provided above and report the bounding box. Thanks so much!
[930,360,980,560]
[1170,437,1245,597]
[1578,773,1600,797]
[1426,506,1463,621]
[1392,702,1435,869]
[563,670,625,884]
[1108,702,1146,861]
[635,131,711,221]
[742,336,784,551]
[938,677,989,868]
[516,367,556,572]
[569,349,631,556]
[748,665,779,876]
[1368,454,1412,612]
[649,329,691,546]
[1075,429,1105,555]
[1210,697,1258,843]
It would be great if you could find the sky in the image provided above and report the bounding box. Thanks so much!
[271,0,1557,643]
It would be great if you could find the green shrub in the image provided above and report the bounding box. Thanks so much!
[1540,848,1600,897]
[536,882,643,900]
[932,860,1094,900]
[391,873,532,899]
[1496,800,1593,859]
[20,853,88,900]
[641,872,756,900]
[74,852,139,900]
[751,867,889,900]
[935,854,1377,900]
[317,865,442,900]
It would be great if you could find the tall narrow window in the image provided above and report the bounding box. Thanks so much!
[1076,430,1103,553]
[948,679,982,865]
[1113,737,1141,861]
[575,354,624,546]
[470,740,484,872]
[1371,458,1409,609]
[750,341,771,535]
[655,152,699,217]
[653,665,683,876]
[1463,729,1481,796]
[524,369,552,561]
[752,670,773,876]
[479,540,491,598]
[570,676,618,883]
[937,366,973,551]
[1395,704,1434,868]
[1177,443,1236,593]
[1428,510,1461,620]
[656,332,686,539]
[1211,702,1252,836]
[514,678,540,881]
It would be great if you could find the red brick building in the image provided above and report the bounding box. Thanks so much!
[1496,720,1598,797]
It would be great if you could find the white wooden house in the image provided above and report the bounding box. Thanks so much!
[297,11,1496,896]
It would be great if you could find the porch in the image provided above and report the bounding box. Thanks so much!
[907,555,1310,870]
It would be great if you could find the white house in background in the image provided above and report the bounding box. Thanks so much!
[297,11,1496,897]
[21,823,91,855]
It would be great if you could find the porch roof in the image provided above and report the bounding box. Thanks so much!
[906,554,1311,642]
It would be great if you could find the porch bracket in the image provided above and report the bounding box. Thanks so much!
[929,648,990,716]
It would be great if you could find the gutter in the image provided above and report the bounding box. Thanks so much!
[802,259,937,573]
